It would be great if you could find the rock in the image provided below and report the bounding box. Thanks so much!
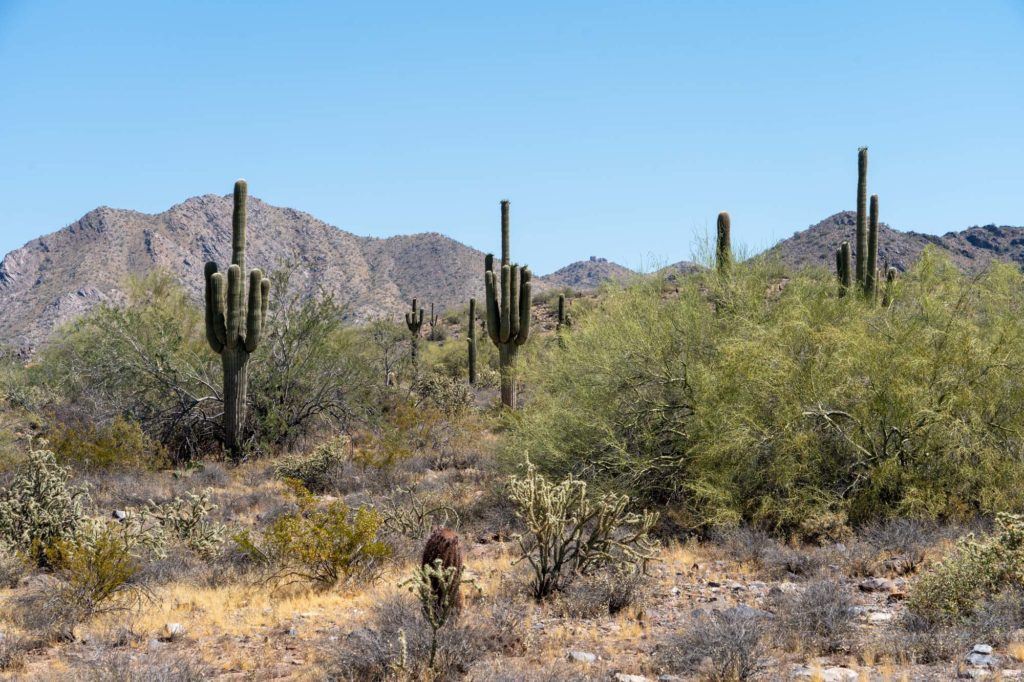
[111,509,128,521]
[859,577,896,593]
[658,677,684,682]
[614,675,650,682]
[568,651,597,664]
[868,611,893,623]
[792,665,859,681]
[973,644,994,655]
[162,623,184,640]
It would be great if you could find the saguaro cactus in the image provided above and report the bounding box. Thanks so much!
[557,294,567,331]
[856,147,869,285]
[467,298,477,385]
[484,200,532,409]
[864,194,880,298]
[204,180,270,459]
[882,266,898,307]
[835,241,852,297]
[405,298,424,367]
[716,212,732,274]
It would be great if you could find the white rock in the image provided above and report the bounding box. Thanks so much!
[162,623,184,640]
[568,651,597,664]
[614,675,650,682]
[792,665,859,681]
[974,644,994,655]
[868,611,893,622]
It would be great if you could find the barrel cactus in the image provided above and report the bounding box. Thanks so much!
[204,180,270,459]
[484,200,532,409]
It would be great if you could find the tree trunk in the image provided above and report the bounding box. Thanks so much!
[499,343,518,409]
[222,345,250,459]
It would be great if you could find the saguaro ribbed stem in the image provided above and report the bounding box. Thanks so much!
[203,179,270,459]
[405,298,424,369]
[716,212,732,274]
[865,194,879,298]
[467,298,477,385]
[484,200,532,409]
[856,147,869,285]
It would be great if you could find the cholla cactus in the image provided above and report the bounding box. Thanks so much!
[142,490,226,558]
[507,458,659,600]
[400,557,478,670]
[0,448,87,562]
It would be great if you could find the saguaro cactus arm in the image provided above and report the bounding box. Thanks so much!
[865,194,879,297]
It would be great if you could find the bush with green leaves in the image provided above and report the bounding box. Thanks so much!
[413,372,471,418]
[274,437,348,493]
[234,484,391,590]
[49,416,168,470]
[509,249,1024,538]
[507,458,658,600]
[908,513,1024,624]
[0,448,88,562]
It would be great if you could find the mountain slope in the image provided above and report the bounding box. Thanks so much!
[0,195,631,348]
[770,211,1024,273]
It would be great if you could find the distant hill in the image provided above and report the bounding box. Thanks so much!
[770,211,1024,273]
[0,194,633,349]
[542,256,637,290]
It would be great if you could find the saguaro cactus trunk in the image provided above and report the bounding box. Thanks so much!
[865,194,879,298]
[405,298,424,369]
[484,200,532,409]
[203,180,270,459]
[467,298,477,385]
[716,212,732,274]
[855,147,869,286]
[836,241,852,297]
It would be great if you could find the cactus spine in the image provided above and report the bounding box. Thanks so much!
[204,180,270,459]
[467,298,477,385]
[836,241,852,297]
[856,147,868,285]
[864,194,879,298]
[484,200,532,409]
[405,298,424,368]
[716,212,732,274]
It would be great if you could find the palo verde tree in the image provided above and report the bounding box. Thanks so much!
[484,200,532,408]
[203,179,270,459]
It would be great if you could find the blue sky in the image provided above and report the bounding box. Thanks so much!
[1,1,1022,274]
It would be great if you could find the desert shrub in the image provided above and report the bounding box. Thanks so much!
[0,448,87,562]
[234,485,390,590]
[509,250,1024,538]
[73,650,211,682]
[907,513,1024,623]
[380,487,461,540]
[0,633,34,673]
[508,459,658,600]
[49,416,168,470]
[663,607,768,681]
[141,489,226,558]
[247,267,378,450]
[413,372,471,418]
[554,566,649,618]
[274,437,349,493]
[767,579,856,654]
[0,539,31,587]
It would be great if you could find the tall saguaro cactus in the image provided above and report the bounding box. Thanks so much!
[405,298,424,368]
[864,194,880,298]
[204,180,270,459]
[484,200,532,409]
[716,212,732,274]
[467,298,477,385]
[855,147,869,285]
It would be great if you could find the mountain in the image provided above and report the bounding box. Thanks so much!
[770,211,1024,273]
[0,194,631,349]
[542,256,637,290]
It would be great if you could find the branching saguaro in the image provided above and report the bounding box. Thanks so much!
[716,211,732,274]
[484,200,532,409]
[204,180,270,459]
[405,298,424,368]
[467,298,477,385]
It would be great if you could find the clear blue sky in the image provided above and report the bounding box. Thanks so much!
[1,1,1022,275]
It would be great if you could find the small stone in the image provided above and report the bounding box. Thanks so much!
[868,611,893,623]
[112,509,128,521]
[966,653,995,668]
[974,644,994,655]
[568,651,597,664]
[614,675,650,682]
[792,665,859,681]
[859,577,896,593]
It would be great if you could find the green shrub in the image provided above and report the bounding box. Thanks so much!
[509,249,1024,537]
[0,448,87,562]
[235,485,391,590]
[274,437,348,493]
[508,459,658,600]
[908,513,1024,624]
[413,372,471,418]
[49,416,168,470]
